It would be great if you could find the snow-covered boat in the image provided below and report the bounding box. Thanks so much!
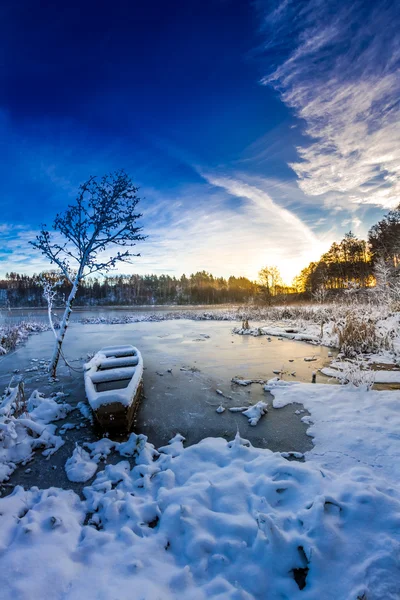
[84,345,143,431]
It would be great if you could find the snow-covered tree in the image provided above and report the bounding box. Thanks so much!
[38,273,63,339]
[31,170,145,377]
[374,257,392,307]
[312,284,328,304]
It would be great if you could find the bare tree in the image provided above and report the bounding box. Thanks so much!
[312,284,328,304]
[38,273,63,339]
[31,170,145,377]
[258,265,282,304]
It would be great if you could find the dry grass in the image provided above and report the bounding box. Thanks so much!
[13,381,28,417]
[333,312,392,358]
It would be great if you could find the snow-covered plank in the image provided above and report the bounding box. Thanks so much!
[90,366,137,384]
[98,356,139,370]
[101,345,137,358]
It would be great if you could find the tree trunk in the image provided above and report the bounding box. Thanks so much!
[49,280,79,378]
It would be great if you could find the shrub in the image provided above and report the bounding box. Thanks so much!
[333,312,392,358]
[341,361,376,390]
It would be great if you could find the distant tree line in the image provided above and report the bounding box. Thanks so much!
[0,271,260,307]
[1,204,399,307]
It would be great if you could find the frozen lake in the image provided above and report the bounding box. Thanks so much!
[0,319,336,445]
[0,318,337,492]
[0,305,237,324]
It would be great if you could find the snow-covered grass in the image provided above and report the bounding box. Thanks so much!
[78,304,346,325]
[0,321,49,356]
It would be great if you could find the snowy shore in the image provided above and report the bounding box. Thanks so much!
[232,305,400,385]
[0,378,399,598]
[0,306,399,598]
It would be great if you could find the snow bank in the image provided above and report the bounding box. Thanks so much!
[322,365,400,384]
[234,325,321,344]
[0,431,399,598]
[0,387,72,482]
[265,380,400,480]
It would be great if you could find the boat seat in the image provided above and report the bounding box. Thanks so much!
[99,356,139,370]
[90,366,137,384]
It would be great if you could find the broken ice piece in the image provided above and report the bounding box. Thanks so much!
[242,401,268,426]
[281,451,304,459]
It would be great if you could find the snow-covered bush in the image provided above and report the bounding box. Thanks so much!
[0,321,49,354]
[0,386,72,482]
[341,361,376,390]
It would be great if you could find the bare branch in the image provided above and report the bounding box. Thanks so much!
[29,170,146,376]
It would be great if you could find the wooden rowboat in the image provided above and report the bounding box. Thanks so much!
[84,345,143,431]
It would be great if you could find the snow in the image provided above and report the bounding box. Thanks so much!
[265,379,400,480]
[0,388,72,482]
[90,365,138,384]
[27,390,71,422]
[0,428,399,598]
[97,355,139,369]
[235,325,321,344]
[65,444,98,482]
[231,377,265,386]
[77,400,93,423]
[84,437,119,461]
[242,401,268,426]
[101,344,138,357]
[322,365,400,383]
[84,346,143,410]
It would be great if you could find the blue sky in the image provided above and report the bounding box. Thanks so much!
[0,0,399,283]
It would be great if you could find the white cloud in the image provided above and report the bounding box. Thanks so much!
[261,0,400,209]
[131,175,331,284]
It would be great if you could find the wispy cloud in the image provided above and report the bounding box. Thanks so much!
[259,0,400,209]
[0,174,333,284]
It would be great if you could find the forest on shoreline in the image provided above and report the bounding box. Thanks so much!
[1,204,399,308]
